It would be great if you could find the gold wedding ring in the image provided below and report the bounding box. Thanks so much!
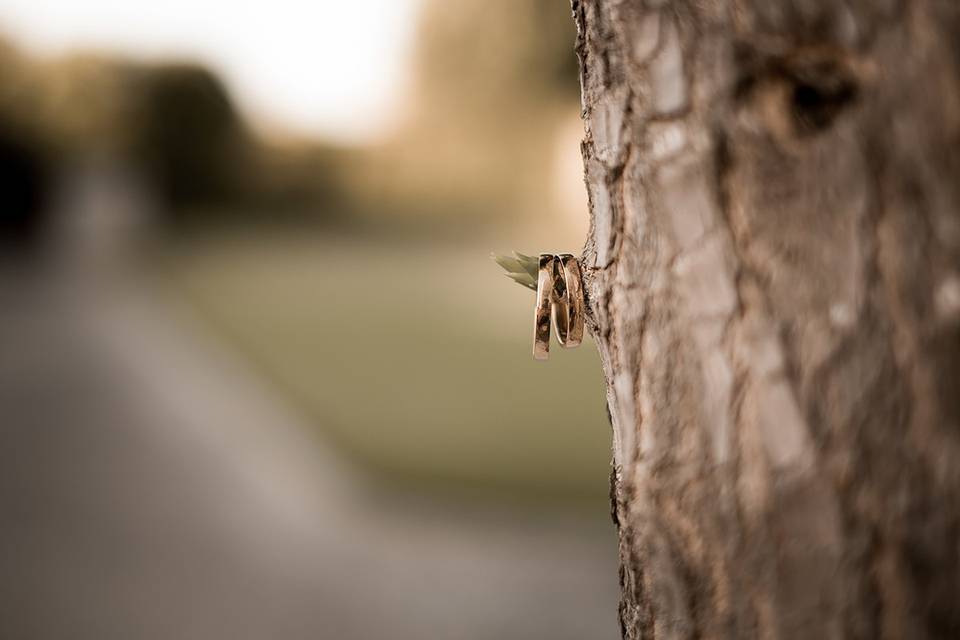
[554,253,584,348]
[533,253,585,360]
[533,253,555,360]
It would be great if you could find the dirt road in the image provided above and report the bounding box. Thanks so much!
[0,260,618,640]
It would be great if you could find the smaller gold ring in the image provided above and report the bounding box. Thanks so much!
[553,253,584,348]
[533,253,555,360]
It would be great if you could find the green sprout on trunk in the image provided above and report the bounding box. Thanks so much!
[491,251,539,291]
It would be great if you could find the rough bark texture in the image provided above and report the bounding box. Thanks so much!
[572,1,960,638]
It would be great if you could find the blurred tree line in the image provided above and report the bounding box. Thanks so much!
[0,41,352,244]
[0,0,578,246]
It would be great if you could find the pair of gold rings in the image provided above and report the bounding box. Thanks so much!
[534,253,584,360]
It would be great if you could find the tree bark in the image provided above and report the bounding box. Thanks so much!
[571,1,960,638]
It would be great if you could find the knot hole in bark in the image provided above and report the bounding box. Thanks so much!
[734,46,860,142]
[789,60,858,134]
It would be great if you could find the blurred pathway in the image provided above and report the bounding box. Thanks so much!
[0,253,618,639]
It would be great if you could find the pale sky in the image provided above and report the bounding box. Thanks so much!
[0,0,422,143]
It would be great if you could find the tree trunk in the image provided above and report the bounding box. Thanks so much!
[571,1,960,638]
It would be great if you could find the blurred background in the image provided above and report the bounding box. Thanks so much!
[0,1,617,638]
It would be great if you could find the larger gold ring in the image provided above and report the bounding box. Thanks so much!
[533,253,555,360]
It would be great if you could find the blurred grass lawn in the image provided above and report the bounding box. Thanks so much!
[161,232,611,503]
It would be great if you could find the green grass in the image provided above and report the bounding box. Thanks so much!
[161,232,611,502]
